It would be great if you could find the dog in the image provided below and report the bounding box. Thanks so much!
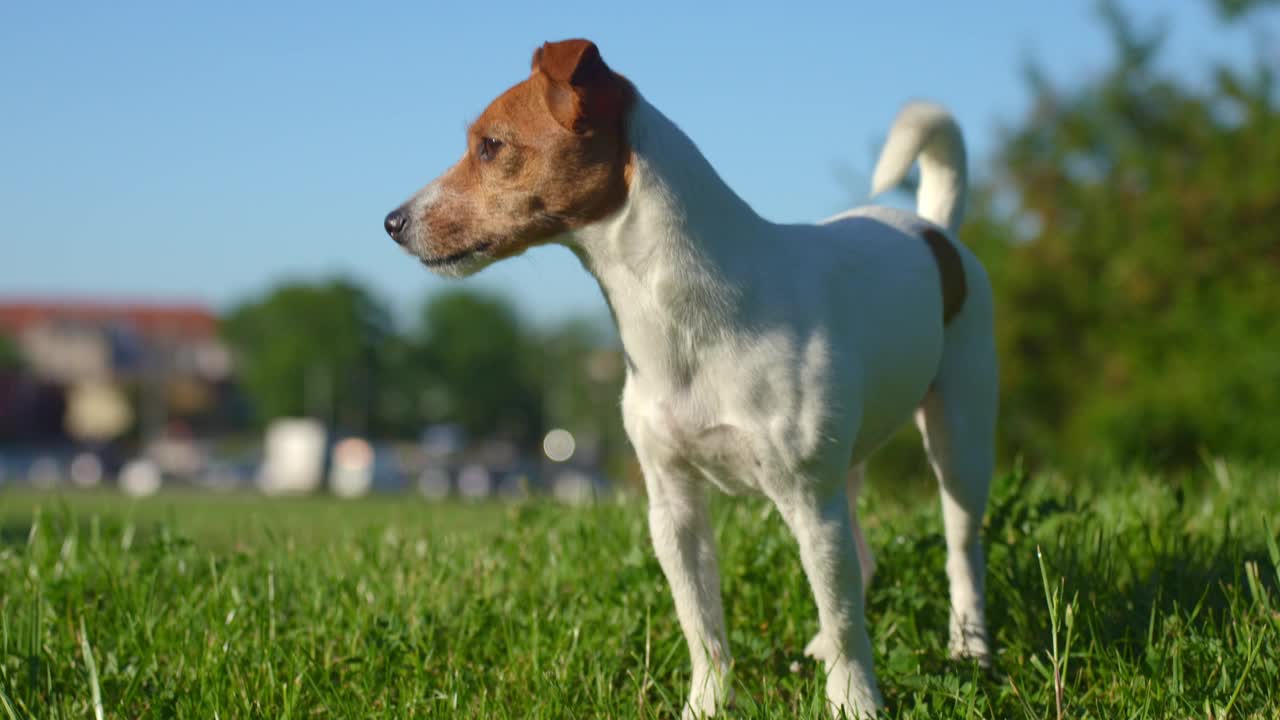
[384,39,995,719]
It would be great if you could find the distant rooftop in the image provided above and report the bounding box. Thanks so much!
[0,298,219,340]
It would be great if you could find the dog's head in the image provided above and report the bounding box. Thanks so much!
[384,39,635,277]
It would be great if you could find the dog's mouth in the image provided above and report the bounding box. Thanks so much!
[415,241,494,269]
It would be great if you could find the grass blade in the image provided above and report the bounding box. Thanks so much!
[78,617,103,720]
[0,686,20,720]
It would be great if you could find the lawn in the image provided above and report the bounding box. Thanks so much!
[1,467,1278,719]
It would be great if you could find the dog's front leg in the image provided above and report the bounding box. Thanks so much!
[642,461,732,719]
[774,481,882,719]
[805,463,876,663]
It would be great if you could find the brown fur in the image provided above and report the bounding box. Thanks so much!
[921,227,967,325]
[416,39,635,263]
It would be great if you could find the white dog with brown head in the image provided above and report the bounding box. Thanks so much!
[385,39,996,719]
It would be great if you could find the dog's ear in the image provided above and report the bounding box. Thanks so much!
[531,39,627,132]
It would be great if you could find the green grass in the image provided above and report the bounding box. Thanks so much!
[2,467,1279,718]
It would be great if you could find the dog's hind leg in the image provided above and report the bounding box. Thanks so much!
[846,463,876,593]
[915,299,997,664]
[804,463,875,663]
[641,458,732,719]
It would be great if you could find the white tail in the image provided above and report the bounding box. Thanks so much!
[870,102,968,234]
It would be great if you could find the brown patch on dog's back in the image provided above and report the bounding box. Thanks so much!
[920,227,967,325]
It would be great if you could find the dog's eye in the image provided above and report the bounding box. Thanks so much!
[477,137,503,162]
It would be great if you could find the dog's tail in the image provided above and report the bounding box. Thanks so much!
[870,101,967,234]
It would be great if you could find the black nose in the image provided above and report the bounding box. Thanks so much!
[384,209,407,242]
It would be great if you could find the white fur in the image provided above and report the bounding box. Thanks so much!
[560,97,997,719]
[401,180,498,278]
[869,101,968,234]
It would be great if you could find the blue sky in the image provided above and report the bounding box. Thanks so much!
[0,1,1268,325]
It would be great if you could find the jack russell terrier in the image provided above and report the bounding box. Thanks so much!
[384,39,995,719]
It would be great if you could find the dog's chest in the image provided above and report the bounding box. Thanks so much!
[628,386,767,496]
[604,254,841,494]
[622,332,835,496]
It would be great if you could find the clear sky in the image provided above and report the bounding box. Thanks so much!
[0,1,1268,325]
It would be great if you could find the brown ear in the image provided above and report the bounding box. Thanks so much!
[531,39,626,132]
[532,39,609,86]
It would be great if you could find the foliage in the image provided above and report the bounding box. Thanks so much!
[222,283,626,457]
[2,465,1278,718]
[539,317,630,479]
[960,2,1280,469]
[221,278,393,434]
[409,289,544,444]
[1214,0,1280,20]
[0,334,21,371]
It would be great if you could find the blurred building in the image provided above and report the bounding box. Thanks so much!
[0,298,236,445]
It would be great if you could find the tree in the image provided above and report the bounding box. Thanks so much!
[1214,0,1280,20]
[0,334,21,371]
[965,1,1280,467]
[539,317,630,477]
[410,290,545,447]
[222,278,394,434]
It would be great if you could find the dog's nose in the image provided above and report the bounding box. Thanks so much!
[384,209,407,242]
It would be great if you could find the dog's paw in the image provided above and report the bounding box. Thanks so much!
[825,659,882,719]
[681,690,727,720]
[948,641,992,668]
[681,703,710,720]
[948,622,991,667]
[681,667,733,719]
[803,632,834,663]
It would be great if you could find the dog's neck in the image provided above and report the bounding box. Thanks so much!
[568,96,772,383]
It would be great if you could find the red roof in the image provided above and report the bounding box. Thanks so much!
[0,299,219,340]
